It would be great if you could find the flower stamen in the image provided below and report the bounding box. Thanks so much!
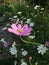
[18,29,23,33]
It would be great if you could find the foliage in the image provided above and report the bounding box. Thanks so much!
[0,1,49,65]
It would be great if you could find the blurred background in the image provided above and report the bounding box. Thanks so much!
[0,0,48,6]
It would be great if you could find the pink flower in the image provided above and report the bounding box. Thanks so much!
[45,41,49,46]
[29,56,32,60]
[8,24,32,36]
[3,42,9,48]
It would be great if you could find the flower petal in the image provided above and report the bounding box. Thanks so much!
[11,24,18,30]
[23,27,32,33]
[22,24,28,30]
[8,28,20,35]
[27,27,32,32]
[8,28,14,32]
[21,33,30,36]
[21,31,31,36]
[17,24,22,29]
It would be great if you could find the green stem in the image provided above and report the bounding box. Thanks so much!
[20,36,39,46]
[29,59,32,65]
[35,62,38,65]
[19,0,22,5]
[20,36,32,43]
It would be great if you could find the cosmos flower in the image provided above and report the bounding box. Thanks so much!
[37,44,48,55]
[8,24,32,36]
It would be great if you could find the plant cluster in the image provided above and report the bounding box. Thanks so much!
[0,1,49,65]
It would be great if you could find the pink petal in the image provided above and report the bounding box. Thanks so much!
[21,30,31,36]
[4,42,9,48]
[21,32,30,36]
[20,26,32,36]
[11,24,18,30]
[13,31,20,35]
[8,28,14,32]
[27,27,32,32]
[8,28,20,35]
[22,24,32,33]
[22,24,28,30]
[22,27,32,33]
[17,24,22,29]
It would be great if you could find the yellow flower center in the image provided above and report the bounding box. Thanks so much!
[18,29,23,33]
